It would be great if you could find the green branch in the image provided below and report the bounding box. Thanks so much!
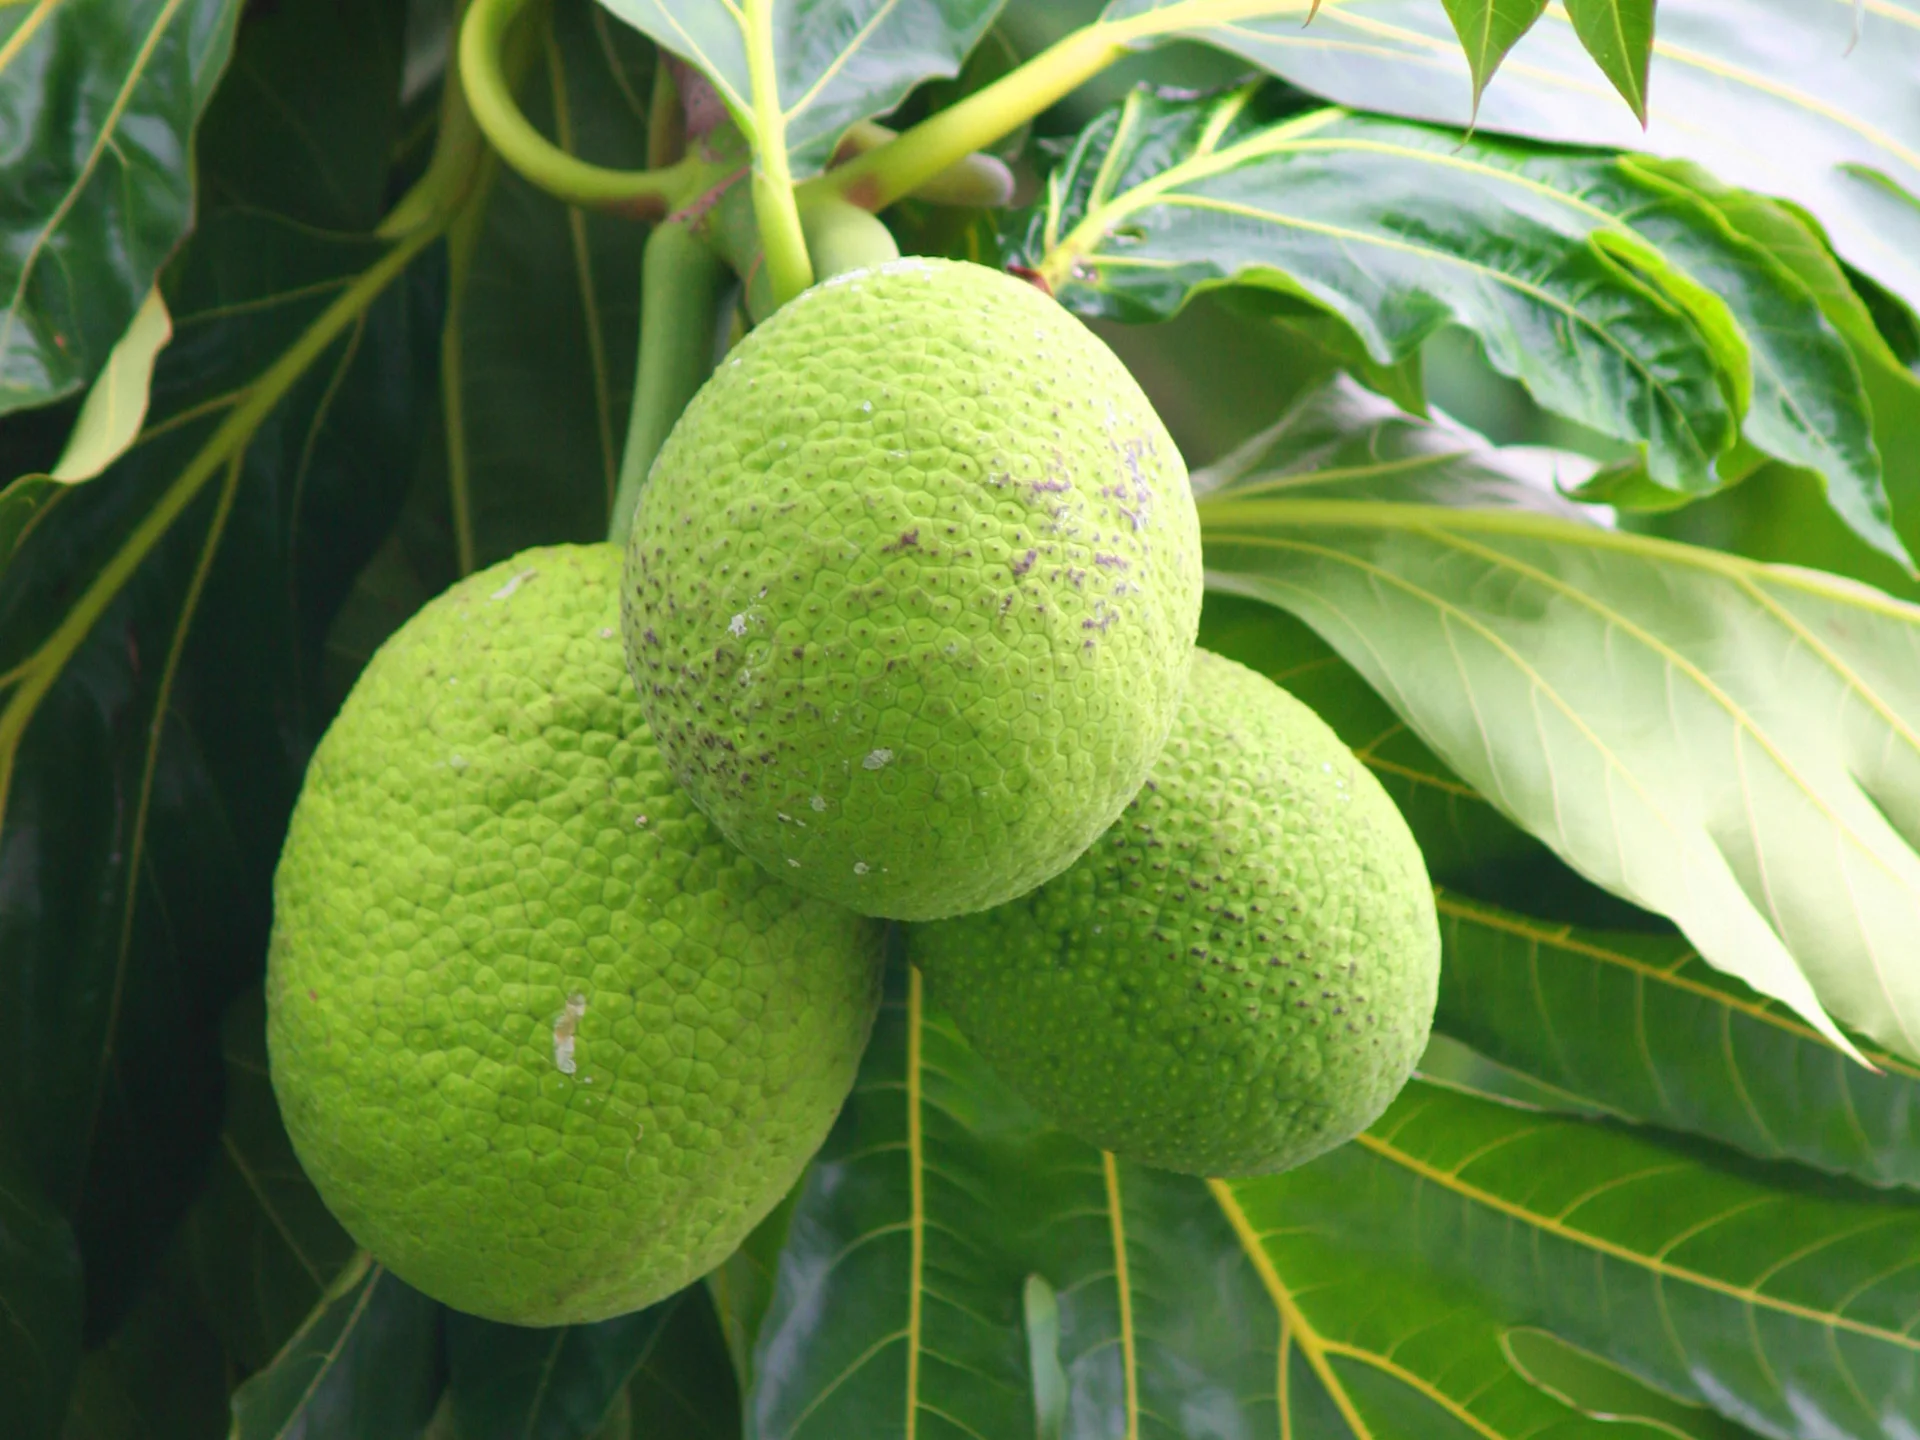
[802,23,1128,213]
[609,221,729,546]
[459,0,703,216]
[744,0,814,303]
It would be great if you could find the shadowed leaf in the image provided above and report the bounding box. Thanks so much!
[227,1255,443,1440]
[1435,890,1920,1192]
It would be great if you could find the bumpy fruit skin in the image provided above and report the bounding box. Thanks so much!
[623,257,1202,921]
[912,649,1438,1176]
[267,545,883,1325]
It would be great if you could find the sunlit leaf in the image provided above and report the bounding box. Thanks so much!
[1197,378,1920,1063]
[0,0,240,416]
[592,0,1006,178]
[226,1254,443,1440]
[46,288,172,484]
[1009,87,1901,554]
[1173,0,1920,322]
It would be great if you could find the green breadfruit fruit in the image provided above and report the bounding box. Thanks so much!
[267,544,884,1325]
[911,648,1439,1176]
[623,257,1204,921]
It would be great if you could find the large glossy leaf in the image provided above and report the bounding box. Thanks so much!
[748,962,1780,1438]
[1646,163,1920,562]
[1195,378,1920,1064]
[0,0,438,1338]
[1007,87,1902,556]
[1229,1079,1920,1440]
[0,1148,82,1440]
[0,0,240,417]
[178,987,355,1373]
[227,1253,444,1440]
[1434,890,1920,1192]
[594,0,1006,178]
[1158,0,1920,321]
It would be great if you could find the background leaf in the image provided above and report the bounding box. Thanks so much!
[594,0,1007,177]
[0,0,441,1343]
[227,1254,443,1440]
[1008,88,1901,554]
[1167,0,1920,325]
[0,1148,82,1440]
[406,0,653,585]
[1226,1078,1920,1440]
[448,1285,736,1440]
[1196,398,1920,1062]
[0,0,240,416]
[179,987,356,1374]
[57,1253,226,1440]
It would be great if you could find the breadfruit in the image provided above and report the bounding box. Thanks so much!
[911,648,1439,1176]
[267,544,884,1325]
[623,257,1203,921]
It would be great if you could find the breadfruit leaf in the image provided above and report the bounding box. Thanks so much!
[1199,378,1920,1065]
[1007,87,1905,563]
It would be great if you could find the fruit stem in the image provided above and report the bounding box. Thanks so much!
[459,0,704,217]
[609,221,729,546]
[744,0,815,305]
[801,23,1128,214]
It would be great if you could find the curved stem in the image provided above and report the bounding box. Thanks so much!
[803,24,1127,213]
[609,221,728,546]
[460,0,702,216]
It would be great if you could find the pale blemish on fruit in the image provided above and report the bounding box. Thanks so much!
[491,568,537,602]
[553,993,587,1074]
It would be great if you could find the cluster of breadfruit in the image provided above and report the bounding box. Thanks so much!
[267,259,1440,1326]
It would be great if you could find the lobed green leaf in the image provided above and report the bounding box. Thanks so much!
[1172,0,1920,325]
[1009,87,1901,555]
[1197,377,1920,1063]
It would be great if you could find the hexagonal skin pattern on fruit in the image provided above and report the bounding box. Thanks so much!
[267,545,884,1325]
[623,258,1203,921]
[912,649,1439,1177]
